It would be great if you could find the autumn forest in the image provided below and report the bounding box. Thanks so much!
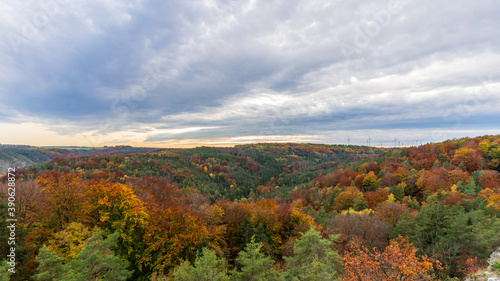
[1,135,500,280]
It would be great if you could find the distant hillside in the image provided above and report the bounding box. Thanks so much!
[0,146,61,174]
[13,143,388,202]
[0,145,160,174]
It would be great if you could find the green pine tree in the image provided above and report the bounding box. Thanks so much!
[389,185,405,202]
[34,246,77,281]
[305,204,313,215]
[71,230,132,281]
[471,170,483,182]
[0,260,13,281]
[438,153,447,162]
[415,197,454,248]
[283,227,342,281]
[234,236,281,281]
[239,215,255,246]
[391,211,417,239]
[433,207,472,274]
[254,223,269,244]
[462,178,481,196]
[458,162,467,171]
[173,247,229,281]
[423,190,432,201]
[314,206,331,228]
[377,170,386,178]
[353,196,368,211]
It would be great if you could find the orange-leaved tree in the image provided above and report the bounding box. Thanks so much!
[140,205,211,273]
[342,236,444,281]
[35,172,91,229]
[85,180,149,274]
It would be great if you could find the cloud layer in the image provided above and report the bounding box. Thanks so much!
[1,0,499,147]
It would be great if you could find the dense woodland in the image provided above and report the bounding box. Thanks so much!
[1,136,500,280]
[0,145,160,174]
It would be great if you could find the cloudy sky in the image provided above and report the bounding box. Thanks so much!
[0,0,499,148]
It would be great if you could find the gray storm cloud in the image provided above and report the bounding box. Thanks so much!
[0,0,499,146]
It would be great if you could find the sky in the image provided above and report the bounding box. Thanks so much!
[0,0,499,148]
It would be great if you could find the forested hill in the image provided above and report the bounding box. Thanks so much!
[0,145,55,174]
[0,145,160,174]
[11,143,387,202]
[1,136,500,280]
